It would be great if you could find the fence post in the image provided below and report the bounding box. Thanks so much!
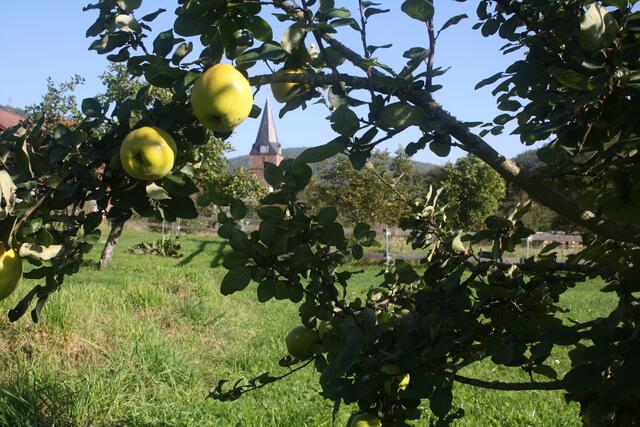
[384,227,391,262]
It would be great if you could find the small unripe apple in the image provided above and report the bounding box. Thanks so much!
[285,325,319,358]
[120,126,177,181]
[348,412,382,427]
[191,63,253,133]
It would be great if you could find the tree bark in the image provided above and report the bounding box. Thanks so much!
[99,218,126,269]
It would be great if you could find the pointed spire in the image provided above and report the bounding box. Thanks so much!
[250,98,281,155]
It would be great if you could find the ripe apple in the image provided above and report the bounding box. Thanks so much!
[191,63,253,133]
[285,325,319,358]
[348,412,382,427]
[120,126,177,181]
[0,243,23,300]
[271,69,305,103]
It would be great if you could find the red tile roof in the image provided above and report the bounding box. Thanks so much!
[0,108,25,131]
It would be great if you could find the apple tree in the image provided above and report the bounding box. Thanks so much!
[1,0,639,426]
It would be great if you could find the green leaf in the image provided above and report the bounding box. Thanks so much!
[475,72,503,90]
[153,30,176,57]
[401,0,434,22]
[257,280,275,302]
[230,199,247,220]
[430,134,451,157]
[116,0,142,13]
[171,42,193,65]
[281,23,306,54]
[451,232,466,253]
[141,8,166,22]
[317,207,338,225]
[0,170,17,216]
[579,4,619,51]
[439,14,468,34]
[236,43,286,65]
[82,98,102,117]
[146,183,171,200]
[220,267,252,295]
[549,66,593,91]
[19,244,63,262]
[247,16,273,43]
[174,12,208,37]
[430,385,453,418]
[297,138,346,164]
[378,102,426,129]
[330,105,360,136]
[264,162,283,187]
[144,63,184,88]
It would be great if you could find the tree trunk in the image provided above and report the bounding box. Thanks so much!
[99,218,126,269]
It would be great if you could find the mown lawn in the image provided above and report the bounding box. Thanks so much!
[0,227,616,426]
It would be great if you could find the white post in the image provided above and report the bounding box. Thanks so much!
[384,227,391,262]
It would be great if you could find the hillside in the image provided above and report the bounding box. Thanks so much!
[228,146,441,174]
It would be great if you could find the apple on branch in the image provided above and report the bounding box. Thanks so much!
[191,64,253,133]
[120,126,177,181]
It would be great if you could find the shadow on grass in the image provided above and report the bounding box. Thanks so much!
[0,374,79,427]
[176,239,229,269]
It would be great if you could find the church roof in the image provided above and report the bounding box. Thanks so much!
[250,99,281,156]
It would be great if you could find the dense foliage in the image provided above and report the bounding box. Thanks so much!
[1,0,639,426]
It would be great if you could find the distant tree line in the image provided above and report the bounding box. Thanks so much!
[292,148,574,233]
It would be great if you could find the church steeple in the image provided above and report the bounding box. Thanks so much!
[250,99,281,156]
[248,98,284,187]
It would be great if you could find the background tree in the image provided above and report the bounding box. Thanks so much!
[24,75,85,125]
[303,151,414,226]
[440,155,506,230]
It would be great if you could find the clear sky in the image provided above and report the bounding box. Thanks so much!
[0,1,528,164]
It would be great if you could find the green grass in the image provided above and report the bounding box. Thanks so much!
[0,228,616,426]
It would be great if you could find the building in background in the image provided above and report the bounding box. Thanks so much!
[248,99,283,187]
[0,107,25,131]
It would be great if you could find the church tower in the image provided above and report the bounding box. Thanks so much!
[248,99,283,185]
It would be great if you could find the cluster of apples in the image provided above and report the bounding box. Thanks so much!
[284,323,409,427]
[119,63,254,181]
[119,63,306,182]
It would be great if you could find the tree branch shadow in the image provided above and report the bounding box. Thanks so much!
[175,238,229,268]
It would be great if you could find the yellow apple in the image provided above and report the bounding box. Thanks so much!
[348,412,382,427]
[120,126,177,181]
[285,325,319,358]
[0,242,23,300]
[191,63,253,133]
[271,69,305,103]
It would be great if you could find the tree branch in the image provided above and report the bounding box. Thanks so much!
[451,373,565,391]
[249,68,640,244]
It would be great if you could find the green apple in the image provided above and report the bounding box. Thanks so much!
[271,69,305,103]
[191,63,253,132]
[285,325,319,358]
[348,412,382,427]
[0,242,23,300]
[120,127,177,181]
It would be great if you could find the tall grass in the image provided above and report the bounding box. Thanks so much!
[0,228,615,426]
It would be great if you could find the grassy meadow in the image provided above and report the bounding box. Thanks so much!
[0,227,616,426]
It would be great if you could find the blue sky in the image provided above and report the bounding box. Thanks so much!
[0,1,528,164]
